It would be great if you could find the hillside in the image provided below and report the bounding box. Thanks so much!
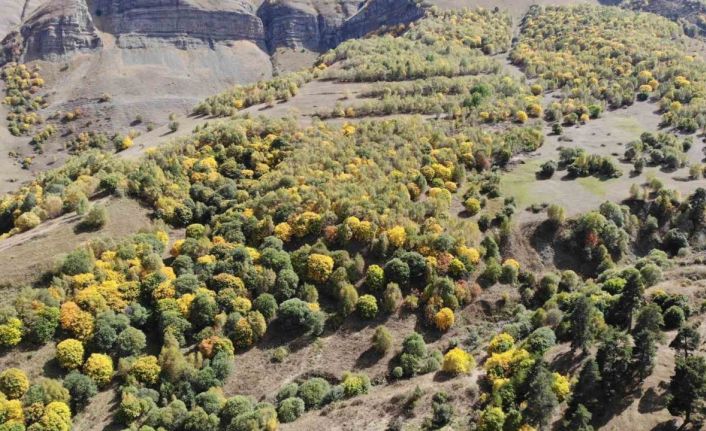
[0,3,705,431]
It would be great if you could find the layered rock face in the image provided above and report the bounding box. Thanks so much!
[337,0,424,44]
[0,0,424,64]
[1,0,101,63]
[92,0,267,49]
[257,0,360,51]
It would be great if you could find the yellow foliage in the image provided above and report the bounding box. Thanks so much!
[457,246,480,264]
[551,372,570,401]
[60,302,94,341]
[434,307,455,331]
[484,347,533,381]
[307,253,334,283]
[502,259,520,270]
[274,222,293,242]
[488,332,514,354]
[387,225,407,248]
[442,347,475,374]
[56,339,84,370]
[130,355,161,384]
[84,353,113,386]
[197,255,217,265]
[0,318,22,347]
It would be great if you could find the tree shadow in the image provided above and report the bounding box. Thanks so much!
[354,346,384,370]
[650,419,680,431]
[638,386,669,414]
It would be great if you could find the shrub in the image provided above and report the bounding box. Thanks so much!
[80,205,108,230]
[547,204,565,225]
[116,327,147,357]
[442,347,475,375]
[277,397,305,422]
[271,346,289,363]
[129,355,161,384]
[61,249,94,275]
[83,353,114,386]
[56,338,84,369]
[464,198,481,215]
[307,254,334,283]
[479,406,505,431]
[15,212,40,231]
[539,160,557,178]
[356,295,378,319]
[664,305,685,329]
[0,368,29,399]
[488,333,514,354]
[365,265,385,291]
[298,377,331,409]
[524,327,556,356]
[63,371,97,409]
[384,258,410,286]
[253,294,278,321]
[387,226,407,248]
[0,318,22,347]
[372,326,393,354]
[382,283,403,313]
[339,284,359,316]
[434,308,455,332]
[341,372,370,397]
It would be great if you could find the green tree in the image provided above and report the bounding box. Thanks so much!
[62,370,97,410]
[670,325,701,359]
[277,397,305,422]
[356,295,378,319]
[667,355,706,428]
[632,329,657,380]
[564,404,594,431]
[614,268,644,329]
[524,361,558,427]
[570,295,595,353]
[596,330,632,399]
[569,359,601,413]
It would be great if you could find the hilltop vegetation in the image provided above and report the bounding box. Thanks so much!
[0,4,705,431]
[512,5,706,132]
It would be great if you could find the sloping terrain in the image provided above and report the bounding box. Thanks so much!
[0,3,705,431]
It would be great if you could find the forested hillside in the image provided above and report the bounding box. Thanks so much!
[0,4,705,431]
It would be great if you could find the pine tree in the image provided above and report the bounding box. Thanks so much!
[568,358,601,414]
[524,361,558,427]
[614,268,644,330]
[570,295,595,353]
[670,325,701,359]
[564,404,594,431]
[632,329,657,380]
[667,355,706,428]
[596,330,632,398]
[633,303,664,340]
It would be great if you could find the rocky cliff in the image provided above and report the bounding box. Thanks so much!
[0,0,425,64]
[92,0,267,49]
[1,0,101,63]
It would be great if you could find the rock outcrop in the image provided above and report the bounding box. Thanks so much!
[1,0,101,63]
[92,0,266,49]
[337,0,424,45]
[1,0,425,64]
